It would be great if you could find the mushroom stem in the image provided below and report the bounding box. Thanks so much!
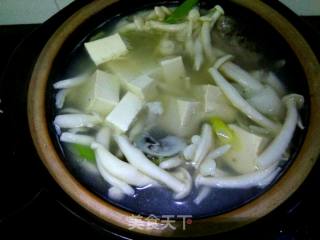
[96,127,111,150]
[55,89,70,109]
[172,168,193,199]
[195,163,278,188]
[108,186,125,200]
[159,157,184,169]
[54,114,102,129]
[257,94,304,169]
[92,142,158,187]
[114,135,186,194]
[53,74,88,89]
[194,186,211,205]
[200,21,214,62]
[200,5,224,62]
[194,36,204,71]
[219,61,263,93]
[96,159,135,196]
[193,123,213,168]
[60,132,94,146]
[212,55,234,69]
[209,68,280,134]
[206,144,231,160]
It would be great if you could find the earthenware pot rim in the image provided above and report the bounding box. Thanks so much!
[27,0,320,237]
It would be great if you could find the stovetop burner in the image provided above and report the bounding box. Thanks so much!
[0,0,319,239]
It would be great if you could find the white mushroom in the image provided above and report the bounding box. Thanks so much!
[200,21,214,62]
[219,61,263,94]
[92,142,158,187]
[183,143,197,161]
[171,168,193,200]
[133,15,145,30]
[160,6,171,15]
[257,167,281,187]
[54,114,102,129]
[154,6,166,21]
[257,94,304,169]
[96,159,134,196]
[55,89,70,109]
[200,5,224,62]
[193,124,213,168]
[114,135,186,194]
[199,159,216,177]
[247,86,284,119]
[206,144,231,160]
[194,36,204,71]
[108,186,125,201]
[187,7,200,38]
[209,68,281,134]
[195,163,278,189]
[60,132,94,146]
[53,74,88,89]
[212,54,234,69]
[185,37,195,58]
[159,157,184,169]
[60,108,82,114]
[194,186,211,205]
[183,135,201,161]
[96,127,111,149]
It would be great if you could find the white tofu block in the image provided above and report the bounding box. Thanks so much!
[103,58,161,88]
[68,70,120,116]
[161,56,186,87]
[222,124,270,174]
[177,99,201,126]
[196,84,237,122]
[105,58,141,84]
[200,85,229,111]
[84,33,128,65]
[126,75,157,100]
[158,96,201,137]
[106,92,144,132]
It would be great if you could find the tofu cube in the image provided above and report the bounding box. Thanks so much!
[103,58,160,88]
[200,85,229,111]
[67,70,120,116]
[222,124,270,174]
[126,75,157,100]
[161,56,186,87]
[196,84,237,122]
[158,96,201,137]
[84,33,128,65]
[104,58,141,84]
[177,99,200,126]
[106,92,144,132]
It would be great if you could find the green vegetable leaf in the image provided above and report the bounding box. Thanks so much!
[210,117,234,144]
[72,144,95,162]
[165,0,200,24]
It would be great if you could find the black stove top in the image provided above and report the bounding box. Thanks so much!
[0,0,320,239]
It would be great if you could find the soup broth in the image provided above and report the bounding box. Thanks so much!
[51,2,306,217]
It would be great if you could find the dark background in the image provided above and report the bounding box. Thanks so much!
[0,0,319,239]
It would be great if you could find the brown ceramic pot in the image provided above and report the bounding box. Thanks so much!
[28,0,320,237]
